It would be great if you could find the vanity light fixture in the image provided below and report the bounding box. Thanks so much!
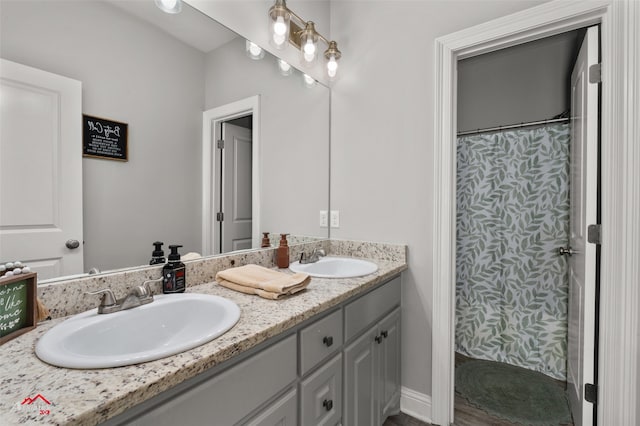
[154,0,182,14]
[268,0,342,78]
[246,40,265,60]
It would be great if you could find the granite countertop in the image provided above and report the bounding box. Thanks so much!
[0,258,407,425]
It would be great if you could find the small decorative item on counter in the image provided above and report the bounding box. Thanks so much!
[0,261,32,279]
[162,245,186,294]
[261,232,271,248]
[149,241,166,265]
[276,234,290,268]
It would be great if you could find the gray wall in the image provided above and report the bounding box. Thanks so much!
[1,1,205,271]
[204,37,330,239]
[457,31,580,132]
[329,0,549,408]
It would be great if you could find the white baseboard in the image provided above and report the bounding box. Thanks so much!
[400,386,432,423]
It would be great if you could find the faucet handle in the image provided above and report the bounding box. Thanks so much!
[86,288,117,307]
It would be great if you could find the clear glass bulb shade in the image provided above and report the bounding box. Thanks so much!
[269,13,290,50]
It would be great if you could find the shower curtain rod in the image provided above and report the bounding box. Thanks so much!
[457,116,570,137]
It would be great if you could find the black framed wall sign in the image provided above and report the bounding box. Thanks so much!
[82,114,128,161]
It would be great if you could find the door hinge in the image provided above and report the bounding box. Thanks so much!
[217,139,225,149]
[589,63,601,84]
[216,212,224,222]
[588,224,602,245]
[585,383,598,404]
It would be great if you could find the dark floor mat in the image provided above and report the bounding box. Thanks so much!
[455,359,572,426]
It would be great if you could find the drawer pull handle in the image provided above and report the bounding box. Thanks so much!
[381,330,388,339]
[322,336,334,347]
[323,399,333,411]
[375,335,382,344]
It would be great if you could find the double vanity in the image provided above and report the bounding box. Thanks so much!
[0,240,406,425]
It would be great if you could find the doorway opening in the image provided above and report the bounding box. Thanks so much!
[202,96,260,256]
[453,27,597,425]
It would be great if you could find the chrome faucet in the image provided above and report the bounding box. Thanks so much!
[87,278,160,314]
[299,248,326,264]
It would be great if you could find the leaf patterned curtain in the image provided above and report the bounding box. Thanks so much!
[455,123,570,380]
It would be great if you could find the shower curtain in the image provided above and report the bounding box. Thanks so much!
[455,123,570,380]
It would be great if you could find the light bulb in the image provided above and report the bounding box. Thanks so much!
[246,40,264,60]
[327,57,338,72]
[327,59,338,78]
[273,16,287,36]
[155,0,181,14]
[273,33,286,46]
[303,40,316,56]
[278,59,291,73]
[303,74,316,87]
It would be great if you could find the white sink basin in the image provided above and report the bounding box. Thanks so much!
[35,293,240,369]
[289,256,378,278]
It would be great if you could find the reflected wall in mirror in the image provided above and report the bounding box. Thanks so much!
[0,0,329,282]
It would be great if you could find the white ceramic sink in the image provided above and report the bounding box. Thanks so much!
[35,293,240,369]
[289,256,378,278]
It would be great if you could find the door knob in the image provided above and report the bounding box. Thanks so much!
[558,246,574,256]
[66,239,80,249]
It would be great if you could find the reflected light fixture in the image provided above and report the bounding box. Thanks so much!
[302,73,317,88]
[155,0,182,14]
[246,40,265,60]
[278,59,293,76]
[268,0,342,78]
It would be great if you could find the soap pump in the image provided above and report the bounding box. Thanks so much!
[162,244,186,294]
[261,232,271,248]
[276,234,290,268]
[149,241,165,265]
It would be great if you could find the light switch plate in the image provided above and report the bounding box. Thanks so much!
[320,210,328,228]
[330,210,340,228]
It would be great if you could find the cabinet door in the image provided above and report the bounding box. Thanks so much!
[300,354,342,426]
[378,308,401,421]
[243,388,297,426]
[344,328,377,426]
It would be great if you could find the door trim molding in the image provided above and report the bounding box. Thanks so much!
[432,1,640,425]
[202,96,260,255]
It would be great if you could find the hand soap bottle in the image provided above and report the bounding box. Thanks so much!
[261,232,271,248]
[276,234,290,268]
[149,241,165,265]
[163,244,186,294]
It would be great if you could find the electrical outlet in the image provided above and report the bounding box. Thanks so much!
[319,210,328,227]
[330,210,340,228]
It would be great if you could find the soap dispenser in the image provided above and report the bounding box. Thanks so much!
[149,241,165,265]
[276,234,290,268]
[261,232,271,248]
[163,244,186,294]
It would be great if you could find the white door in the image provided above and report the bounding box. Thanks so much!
[567,26,599,426]
[219,122,252,253]
[0,59,83,280]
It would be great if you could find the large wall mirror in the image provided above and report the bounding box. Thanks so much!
[0,0,330,282]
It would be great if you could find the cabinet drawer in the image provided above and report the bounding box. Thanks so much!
[243,388,297,426]
[300,353,342,426]
[300,309,343,375]
[131,334,297,426]
[345,276,401,341]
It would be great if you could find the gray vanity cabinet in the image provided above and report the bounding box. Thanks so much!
[108,275,401,426]
[244,388,297,426]
[343,277,402,426]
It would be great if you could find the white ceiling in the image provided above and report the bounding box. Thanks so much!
[106,0,238,53]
